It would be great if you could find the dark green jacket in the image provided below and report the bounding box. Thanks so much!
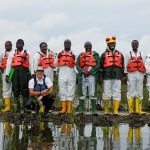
[76,51,100,97]
[100,49,124,80]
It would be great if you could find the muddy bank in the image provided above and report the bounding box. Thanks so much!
[0,111,150,127]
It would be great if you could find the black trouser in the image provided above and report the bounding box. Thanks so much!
[41,95,54,113]
[12,66,30,98]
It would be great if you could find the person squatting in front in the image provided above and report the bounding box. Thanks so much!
[28,66,53,118]
[0,41,12,112]
[76,41,100,115]
[5,39,34,112]
[100,36,124,115]
[57,39,76,114]
[125,40,146,115]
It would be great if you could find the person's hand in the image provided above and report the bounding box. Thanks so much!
[144,75,147,85]
[41,89,49,96]
[5,75,9,83]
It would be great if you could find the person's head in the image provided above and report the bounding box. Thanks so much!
[64,39,71,50]
[5,41,12,52]
[16,39,24,51]
[131,40,139,52]
[36,66,44,80]
[106,36,116,51]
[84,41,92,52]
[39,42,48,54]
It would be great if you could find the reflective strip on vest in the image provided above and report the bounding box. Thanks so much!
[103,51,122,68]
[79,51,96,67]
[58,51,75,68]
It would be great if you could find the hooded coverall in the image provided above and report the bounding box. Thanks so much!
[0,51,12,111]
[125,51,146,114]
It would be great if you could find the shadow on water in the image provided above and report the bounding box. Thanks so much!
[0,120,150,150]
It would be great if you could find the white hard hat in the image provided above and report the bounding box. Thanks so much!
[36,66,44,71]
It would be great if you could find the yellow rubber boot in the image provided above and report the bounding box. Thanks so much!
[4,122,11,137]
[39,106,45,113]
[127,98,134,114]
[113,100,120,115]
[67,101,72,113]
[2,98,11,112]
[39,122,45,131]
[139,99,145,115]
[61,123,67,135]
[103,100,110,115]
[113,127,120,141]
[67,124,72,135]
[135,98,145,115]
[128,127,133,144]
[135,128,142,141]
[60,101,66,114]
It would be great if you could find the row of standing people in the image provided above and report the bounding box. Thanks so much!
[0,37,150,116]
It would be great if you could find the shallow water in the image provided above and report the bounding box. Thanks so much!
[0,121,150,150]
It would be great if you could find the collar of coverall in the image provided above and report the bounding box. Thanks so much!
[107,47,117,53]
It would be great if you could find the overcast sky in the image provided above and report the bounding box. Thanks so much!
[0,0,150,55]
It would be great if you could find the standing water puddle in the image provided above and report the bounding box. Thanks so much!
[0,121,150,150]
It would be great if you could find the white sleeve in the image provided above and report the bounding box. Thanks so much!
[5,51,14,75]
[33,53,40,73]
[27,52,34,75]
[124,52,130,73]
[45,77,53,88]
[28,79,34,89]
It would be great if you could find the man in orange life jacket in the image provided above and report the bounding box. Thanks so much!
[33,42,55,82]
[125,40,147,115]
[57,39,76,114]
[100,36,124,115]
[33,42,56,113]
[76,41,100,115]
[5,39,34,112]
[0,41,12,112]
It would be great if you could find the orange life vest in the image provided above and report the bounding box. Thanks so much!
[11,50,29,68]
[103,50,123,68]
[127,52,146,73]
[39,53,55,69]
[58,50,75,68]
[1,52,9,70]
[79,51,96,67]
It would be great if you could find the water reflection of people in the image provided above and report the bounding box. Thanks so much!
[78,123,97,150]
[127,126,143,150]
[102,125,120,150]
[3,121,14,150]
[59,123,78,150]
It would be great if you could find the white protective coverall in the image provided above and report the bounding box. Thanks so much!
[125,50,146,99]
[33,51,56,83]
[0,51,12,98]
[57,51,76,102]
[145,53,150,100]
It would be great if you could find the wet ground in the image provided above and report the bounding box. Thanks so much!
[0,120,150,150]
[0,112,150,149]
